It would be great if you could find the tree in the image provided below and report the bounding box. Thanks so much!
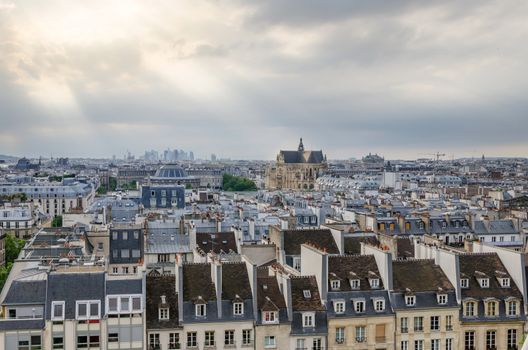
[5,235,25,263]
[185,183,192,190]
[222,173,257,191]
[108,177,117,191]
[51,215,63,227]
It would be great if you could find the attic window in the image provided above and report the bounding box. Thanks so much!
[369,278,380,289]
[159,307,169,320]
[262,284,268,291]
[460,279,469,288]
[437,294,448,305]
[233,302,244,316]
[405,295,416,306]
[195,304,206,317]
[303,290,311,299]
[222,240,227,244]
[442,222,447,229]
[479,278,490,288]
[350,279,360,290]
[331,280,340,290]
[500,278,511,288]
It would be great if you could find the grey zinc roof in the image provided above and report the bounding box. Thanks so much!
[3,280,47,305]
[391,291,458,310]
[146,233,190,254]
[279,150,325,164]
[45,272,105,320]
[290,311,327,335]
[0,319,44,331]
[106,278,143,295]
[327,290,393,318]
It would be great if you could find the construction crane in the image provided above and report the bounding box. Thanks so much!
[420,152,446,162]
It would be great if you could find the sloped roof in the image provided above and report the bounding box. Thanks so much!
[196,232,238,254]
[328,255,382,291]
[392,260,453,292]
[343,236,379,255]
[182,263,216,302]
[146,275,180,329]
[222,263,252,300]
[257,276,286,310]
[290,276,325,311]
[4,280,46,305]
[283,229,339,255]
[279,150,325,164]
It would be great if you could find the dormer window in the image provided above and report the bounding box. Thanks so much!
[464,301,476,317]
[354,300,365,313]
[51,301,65,321]
[159,307,169,320]
[507,300,518,316]
[442,222,447,229]
[334,301,345,314]
[369,278,379,289]
[263,311,278,324]
[303,290,311,299]
[437,294,448,305]
[500,278,510,288]
[460,279,469,288]
[302,312,315,327]
[350,279,360,289]
[331,280,340,290]
[374,299,385,312]
[486,300,498,317]
[479,278,490,288]
[195,304,206,317]
[405,296,416,306]
[233,302,244,316]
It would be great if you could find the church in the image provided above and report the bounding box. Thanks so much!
[265,138,327,190]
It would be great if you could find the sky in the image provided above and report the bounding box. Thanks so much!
[0,0,527,160]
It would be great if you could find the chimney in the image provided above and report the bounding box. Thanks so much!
[175,258,184,323]
[211,260,223,318]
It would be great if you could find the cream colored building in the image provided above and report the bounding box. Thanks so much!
[265,138,327,190]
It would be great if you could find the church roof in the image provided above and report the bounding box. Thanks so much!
[278,138,325,164]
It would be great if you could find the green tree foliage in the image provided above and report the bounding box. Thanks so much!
[120,180,137,191]
[222,173,257,191]
[185,183,192,190]
[0,193,27,202]
[97,186,107,195]
[5,235,25,263]
[51,215,63,227]
[108,177,117,191]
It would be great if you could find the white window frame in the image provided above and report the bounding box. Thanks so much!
[76,300,101,320]
[460,278,469,288]
[369,278,379,288]
[405,295,416,306]
[263,311,278,324]
[159,307,169,320]
[51,301,65,320]
[293,257,301,271]
[331,280,340,290]
[303,312,315,327]
[374,298,385,312]
[479,278,490,288]
[303,290,311,298]
[195,303,206,317]
[264,335,276,348]
[501,278,511,288]
[106,294,143,314]
[437,294,447,305]
[233,302,244,316]
[334,301,345,314]
[354,300,365,313]
[350,279,360,289]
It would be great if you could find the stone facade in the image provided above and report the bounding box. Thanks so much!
[265,139,327,190]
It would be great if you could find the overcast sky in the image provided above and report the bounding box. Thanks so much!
[1,1,527,160]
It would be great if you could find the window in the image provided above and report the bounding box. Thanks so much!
[132,249,141,258]
[461,279,469,288]
[414,316,423,332]
[121,249,129,258]
[501,278,511,288]
[122,231,128,240]
[507,329,517,349]
[224,330,234,346]
[349,279,360,289]
[479,278,490,288]
[355,326,366,342]
[401,340,409,350]
[335,327,345,344]
[122,266,129,274]
[121,297,130,312]
[303,312,314,327]
[53,336,64,349]
[446,338,453,350]
[431,339,440,350]
[263,311,278,323]
[76,300,100,320]
[112,267,118,274]
[465,301,476,317]
[334,301,345,314]
[401,317,408,333]
[354,300,365,313]
[414,340,424,350]
[169,333,179,349]
[486,330,496,349]
[405,295,416,306]
[303,290,311,299]
[187,332,197,348]
[487,301,497,317]
[313,338,322,350]
[107,295,141,314]
[204,331,215,347]
[242,329,252,345]
[507,300,518,316]
[430,316,439,331]
[296,339,305,349]
[112,232,118,240]
[293,257,301,271]
[149,333,160,347]
[465,331,475,350]
[374,299,385,312]
[195,304,206,317]
[51,301,65,320]
[159,308,169,320]
[134,231,139,239]
[437,294,447,305]
[233,302,244,315]
[77,335,100,348]
[369,278,380,288]
[331,280,340,290]
[108,332,119,342]
[446,315,453,331]
[264,335,276,348]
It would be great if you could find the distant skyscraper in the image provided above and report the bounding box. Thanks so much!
[211,154,217,162]
[189,151,194,161]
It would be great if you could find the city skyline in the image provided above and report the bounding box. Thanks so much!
[1,1,527,159]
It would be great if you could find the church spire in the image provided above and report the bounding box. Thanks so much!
[298,137,304,152]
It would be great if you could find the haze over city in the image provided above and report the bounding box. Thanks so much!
[1,0,528,159]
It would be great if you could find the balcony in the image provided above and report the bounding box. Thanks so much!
[335,338,345,345]
[356,337,366,343]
